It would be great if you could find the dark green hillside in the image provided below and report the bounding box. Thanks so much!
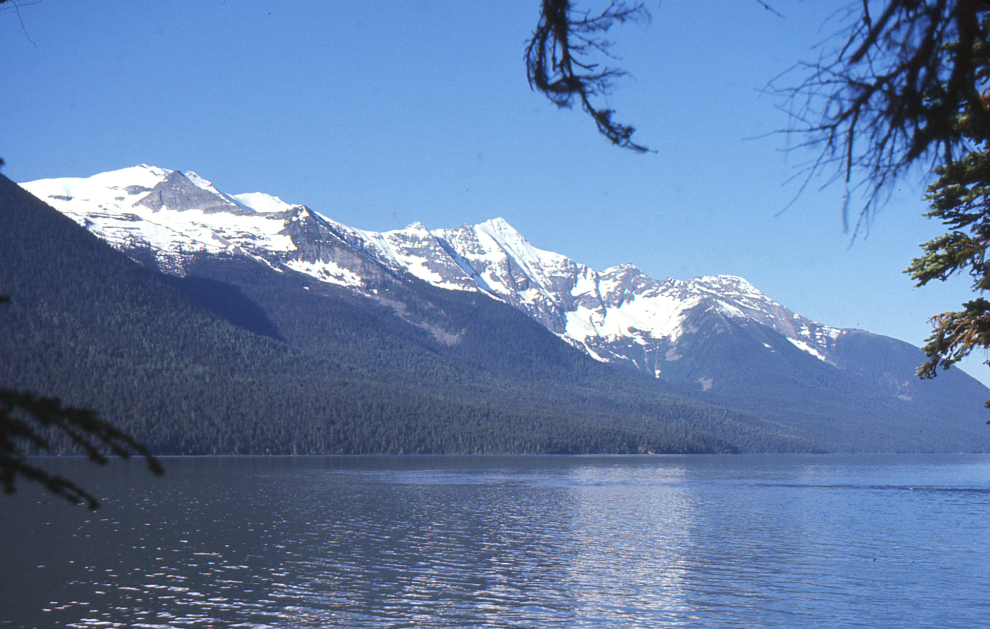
[169,252,610,389]
[652,307,990,452]
[0,174,803,454]
[149,240,822,453]
[830,330,990,418]
[145,254,811,453]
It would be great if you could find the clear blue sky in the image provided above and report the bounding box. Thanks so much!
[3,0,987,385]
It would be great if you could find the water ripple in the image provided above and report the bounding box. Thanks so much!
[2,455,988,628]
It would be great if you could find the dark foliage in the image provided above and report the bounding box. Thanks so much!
[0,293,162,509]
[526,0,651,152]
[0,387,163,509]
[777,0,990,234]
[906,54,990,407]
[770,1,990,417]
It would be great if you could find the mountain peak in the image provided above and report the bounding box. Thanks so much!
[128,164,172,180]
[691,274,763,297]
[477,217,521,237]
[603,263,644,277]
[137,170,249,215]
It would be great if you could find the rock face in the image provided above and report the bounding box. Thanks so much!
[138,170,251,215]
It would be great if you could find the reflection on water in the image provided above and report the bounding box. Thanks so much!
[1,455,988,628]
[565,462,694,621]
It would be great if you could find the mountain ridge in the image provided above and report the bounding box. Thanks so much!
[5,170,805,455]
[14,165,990,452]
[22,165,847,380]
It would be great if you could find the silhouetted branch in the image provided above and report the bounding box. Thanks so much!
[774,0,990,236]
[526,0,652,152]
[0,389,164,509]
[754,0,785,19]
[0,294,163,509]
[0,0,40,47]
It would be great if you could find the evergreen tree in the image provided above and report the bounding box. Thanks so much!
[0,295,163,509]
[907,29,990,406]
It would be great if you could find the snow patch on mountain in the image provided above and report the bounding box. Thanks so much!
[285,259,364,288]
[185,171,224,196]
[22,166,295,274]
[23,164,168,209]
[232,192,296,213]
[788,337,827,361]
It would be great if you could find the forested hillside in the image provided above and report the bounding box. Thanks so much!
[1,174,811,455]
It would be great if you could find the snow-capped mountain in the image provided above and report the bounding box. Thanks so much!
[22,164,848,385]
[13,164,990,453]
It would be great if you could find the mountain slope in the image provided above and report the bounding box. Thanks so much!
[2,172,817,455]
[17,166,990,452]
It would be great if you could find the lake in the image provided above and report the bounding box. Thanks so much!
[1,455,988,628]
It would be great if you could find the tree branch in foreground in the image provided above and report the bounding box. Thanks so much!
[1,388,164,509]
[526,0,652,152]
[774,0,990,235]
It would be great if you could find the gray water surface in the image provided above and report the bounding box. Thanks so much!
[1,454,988,628]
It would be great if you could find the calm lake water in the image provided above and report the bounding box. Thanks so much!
[1,455,988,628]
